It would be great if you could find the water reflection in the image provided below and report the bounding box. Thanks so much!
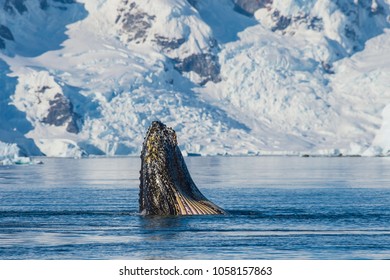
[138,216,185,241]
[2,156,390,189]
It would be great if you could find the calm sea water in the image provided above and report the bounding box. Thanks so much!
[1,156,389,259]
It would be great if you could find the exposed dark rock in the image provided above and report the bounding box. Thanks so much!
[116,2,155,43]
[3,0,27,15]
[154,35,186,51]
[0,25,14,41]
[37,86,52,93]
[233,0,271,16]
[116,0,221,85]
[174,53,221,84]
[321,61,335,74]
[261,0,389,57]
[42,93,82,134]
[289,13,324,32]
[308,16,323,31]
[344,25,357,40]
[271,14,291,31]
[266,9,325,33]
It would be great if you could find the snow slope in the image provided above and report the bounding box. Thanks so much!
[0,0,389,157]
[200,1,390,155]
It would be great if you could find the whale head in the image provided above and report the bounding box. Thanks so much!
[139,121,225,215]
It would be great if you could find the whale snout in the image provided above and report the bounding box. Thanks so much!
[139,121,225,216]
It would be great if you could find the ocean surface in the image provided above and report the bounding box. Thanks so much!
[1,156,389,260]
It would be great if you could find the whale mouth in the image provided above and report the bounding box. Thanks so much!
[139,121,225,216]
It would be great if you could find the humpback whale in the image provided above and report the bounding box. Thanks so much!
[139,121,225,215]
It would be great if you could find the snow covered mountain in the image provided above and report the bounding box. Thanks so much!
[0,0,389,158]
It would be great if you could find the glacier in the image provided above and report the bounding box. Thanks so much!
[0,0,389,158]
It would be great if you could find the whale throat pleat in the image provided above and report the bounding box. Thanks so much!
[175,192,221,215]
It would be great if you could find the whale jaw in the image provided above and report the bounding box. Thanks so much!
[139,121,225,215]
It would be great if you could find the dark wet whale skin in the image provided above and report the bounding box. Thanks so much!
[139,121,225,215]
